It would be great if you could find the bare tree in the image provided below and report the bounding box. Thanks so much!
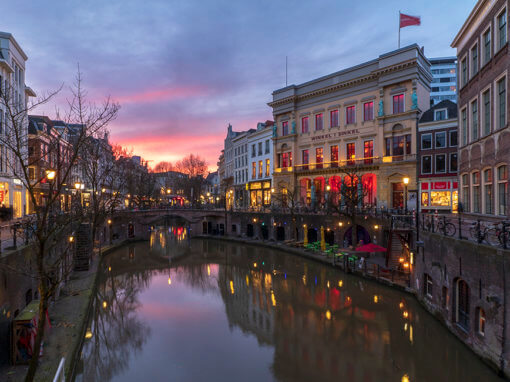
[153,161,173,173]
[175,154,208,206]
[0,69,120,381]
[271,180,301,241]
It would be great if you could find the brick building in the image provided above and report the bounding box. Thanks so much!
[268,44,431,211]
[452,0,509,218]
[417,100,459,213]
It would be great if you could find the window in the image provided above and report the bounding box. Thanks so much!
[282,121,289,136]
[450,130,458,146]
[436,154,446,173]
[471,44,478,76]
[258,142,262,155]
[497,165,508,215]
[265,159,270,177]
[315,113,323,131]
[421,192,429,206]
[462,174,470,212]
[405,134,411,155]
[461,108,468,146]
[265,140,269,154]
[472,172,481,213]
[442,287,449,310]
[364,140,373,164]
[315,147,323,169]
[363,102,374,121]
[435,132,446,148]
[498,77,506,129]
[346,106,355,124]
[393,136,404,160]
[483,90,491,136]
[258,160,263,178]
[281,152,292,168]
[330,145,338,167]
[424,274,433,298]
[252,162,256,178]
[252,144,256,157]
[346,143,355,165]
[456,279,470,331]
[421,134,432,150]
[435,109,447,121]
[450,153,458,172]
[498,9,507,50]
[393,94,404,114]
[461,58,467,87]
[483,28,491,64]
[302,117,309,133]
[484,168,493,214]
[422,156,432,174]
[385,138,391,156]
[476,308,486,336]
[29,167,35,181]
[302,149,309,170]
[471,99,478,141]
[330,109,339,127]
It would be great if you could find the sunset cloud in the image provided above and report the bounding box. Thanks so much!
[114,86,208,104]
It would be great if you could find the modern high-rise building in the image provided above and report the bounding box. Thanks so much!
[429,57,457,105]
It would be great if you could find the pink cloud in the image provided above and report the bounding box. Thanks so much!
[114,86,208,104]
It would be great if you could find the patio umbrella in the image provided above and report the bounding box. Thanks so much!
[320,226,326,251]
[355,243,387,252]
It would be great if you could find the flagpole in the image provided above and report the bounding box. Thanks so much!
[398,11,401,49]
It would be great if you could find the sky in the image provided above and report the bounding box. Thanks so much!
[3,0,476,171]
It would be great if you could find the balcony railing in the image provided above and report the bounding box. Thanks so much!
[278,154,417,173]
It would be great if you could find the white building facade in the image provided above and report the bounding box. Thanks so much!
[232,131,249,208]
[0,32,34,219]
[246,122,273,209]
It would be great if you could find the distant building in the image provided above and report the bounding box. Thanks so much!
[204,171,219,198]
[232,130,251,208]
[246,121,273,209]
[417,100,459,213]
[429,57,457,105]
[452,0,509,218]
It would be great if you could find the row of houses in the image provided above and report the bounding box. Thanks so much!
[217,0,510,221]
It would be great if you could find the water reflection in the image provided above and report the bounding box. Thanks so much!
[76,228,503,382]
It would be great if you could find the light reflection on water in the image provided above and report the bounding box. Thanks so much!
[75,227,503,382]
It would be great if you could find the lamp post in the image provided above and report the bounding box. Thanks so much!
[107,218,113,245]
[403,177,410,214]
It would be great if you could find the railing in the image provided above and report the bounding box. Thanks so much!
[274,154,416,173]
[53,357,65,382]
[420,212,510,249]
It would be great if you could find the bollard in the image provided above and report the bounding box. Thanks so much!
[458,213,463,240]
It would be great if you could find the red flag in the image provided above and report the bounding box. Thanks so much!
[400,13,421,28]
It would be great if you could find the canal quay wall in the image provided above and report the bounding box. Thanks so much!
[414,232,510,378]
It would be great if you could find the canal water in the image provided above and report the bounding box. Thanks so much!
[74,227,503,382]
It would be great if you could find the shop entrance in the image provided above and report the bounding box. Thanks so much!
[392,183,404,209]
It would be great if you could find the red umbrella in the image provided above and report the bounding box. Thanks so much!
[355,243,387,252]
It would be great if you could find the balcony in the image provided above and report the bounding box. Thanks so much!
[273,154,416,174]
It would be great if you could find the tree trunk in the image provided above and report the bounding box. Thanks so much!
[25,278,48,381]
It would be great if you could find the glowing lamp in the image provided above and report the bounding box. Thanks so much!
[45,169,56,181]
[403,311,409,319]
[325,310,331,320]
[403,262,410,268]
[107,219,112,225]
[68,236,74,243]
[374,225,379,230]
[399,257,405,263]
[326,185,331,191]
[102,301,107,309]
[85,329,93,339]
[374,295,379,303]
[403,177,410,185]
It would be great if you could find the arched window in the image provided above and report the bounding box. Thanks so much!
[476,307,486,335]
[455,279,470,331]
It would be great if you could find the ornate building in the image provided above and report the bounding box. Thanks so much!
[268,44,431,210]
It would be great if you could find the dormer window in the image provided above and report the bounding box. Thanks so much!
[435,109,448,121]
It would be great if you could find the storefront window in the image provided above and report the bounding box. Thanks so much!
[430,191,451,207]
[421,192,429,206]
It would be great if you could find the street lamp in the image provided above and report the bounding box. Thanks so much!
[403,177,410,213]
[45,169,56,181]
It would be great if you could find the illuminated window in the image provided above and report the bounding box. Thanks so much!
[346,143,355,165]
[363,101,374,121]
[282,121,289,136]
[393,136,404,160]
[330,109,339,127]
[330,145,338,167]
[252,162,256,178]
[281,152,292,168]
[265,159,270,177]
[346,106,355,124]
[258,160,263,178]
[393,94,404,114]
[302,116,309,133]
[364,140,373,164]
[497,165,508,215]
[316,147,323,169]
[431,191,451,207]
[421,192,429,206]
[315,113,323,131]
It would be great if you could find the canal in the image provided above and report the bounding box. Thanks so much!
[74,227,503,382]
